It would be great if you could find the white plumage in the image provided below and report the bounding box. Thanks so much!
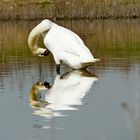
[28,19,100,69]
[29,70,98,118]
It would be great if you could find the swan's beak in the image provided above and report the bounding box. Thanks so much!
[38,49,50,57]
[43,49,50,56]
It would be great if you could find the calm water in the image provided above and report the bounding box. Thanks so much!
[0,19,140,140]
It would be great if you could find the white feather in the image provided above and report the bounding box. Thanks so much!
[28,19,100,69]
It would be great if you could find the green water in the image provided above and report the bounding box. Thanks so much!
[0,19,140,140]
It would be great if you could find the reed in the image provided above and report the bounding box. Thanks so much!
[0,0,139,20]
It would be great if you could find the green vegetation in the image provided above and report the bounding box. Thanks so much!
[0,0,140,20]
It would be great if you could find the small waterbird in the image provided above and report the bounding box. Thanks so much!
[28,19,100,74]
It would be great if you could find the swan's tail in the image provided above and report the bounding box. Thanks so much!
[28,19,52,55]
[81,58,100,68]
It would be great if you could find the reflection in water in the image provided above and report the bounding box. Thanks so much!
[29,70,98,128]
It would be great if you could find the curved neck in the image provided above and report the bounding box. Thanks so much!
[28,20,52,56]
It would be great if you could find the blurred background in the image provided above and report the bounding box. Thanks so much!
[0,0,139,20]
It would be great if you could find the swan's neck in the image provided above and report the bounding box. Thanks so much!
[28,20,52,56]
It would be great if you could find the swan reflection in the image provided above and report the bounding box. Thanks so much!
[29,70,98,119]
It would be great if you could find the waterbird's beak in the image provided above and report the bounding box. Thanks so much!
[43,49,50,56]
[38,49,50,57]
[44,81,51,89]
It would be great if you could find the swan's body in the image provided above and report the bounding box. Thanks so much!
[28,19,100,70]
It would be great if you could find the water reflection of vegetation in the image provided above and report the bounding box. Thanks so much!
[0,20,139,70]
[97,46,140,59]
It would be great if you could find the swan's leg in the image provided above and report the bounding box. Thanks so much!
[53,55,61,74]
[56,64,60,75]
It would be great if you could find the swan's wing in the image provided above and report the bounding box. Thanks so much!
[50,24,92,56]
[64,50,80,57]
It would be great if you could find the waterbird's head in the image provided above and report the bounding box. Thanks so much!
[35,48,50,57]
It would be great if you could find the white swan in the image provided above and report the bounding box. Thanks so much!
[28,19,100,73]
[29,70,98,119]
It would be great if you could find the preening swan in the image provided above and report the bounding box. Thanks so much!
[28,19,100,73]
[29,70,98,119]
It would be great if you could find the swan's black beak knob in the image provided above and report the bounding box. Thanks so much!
[43,49,50,56]
[44,81,51,89]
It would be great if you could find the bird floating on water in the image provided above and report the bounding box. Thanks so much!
[28,19,100,74]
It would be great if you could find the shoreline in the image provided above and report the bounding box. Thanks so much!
[0,0,140,20]
[0,16,139,22]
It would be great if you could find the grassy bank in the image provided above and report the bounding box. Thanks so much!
[0,0,140,20]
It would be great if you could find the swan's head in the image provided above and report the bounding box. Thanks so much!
[28,47,49,57]
[35,48,50,57]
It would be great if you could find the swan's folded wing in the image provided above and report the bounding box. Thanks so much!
[64,50,80,57]
[52,25,90,55]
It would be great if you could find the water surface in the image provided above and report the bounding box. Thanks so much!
[0,19,140,140]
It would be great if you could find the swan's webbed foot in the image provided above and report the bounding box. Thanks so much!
[56,64,60,75]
